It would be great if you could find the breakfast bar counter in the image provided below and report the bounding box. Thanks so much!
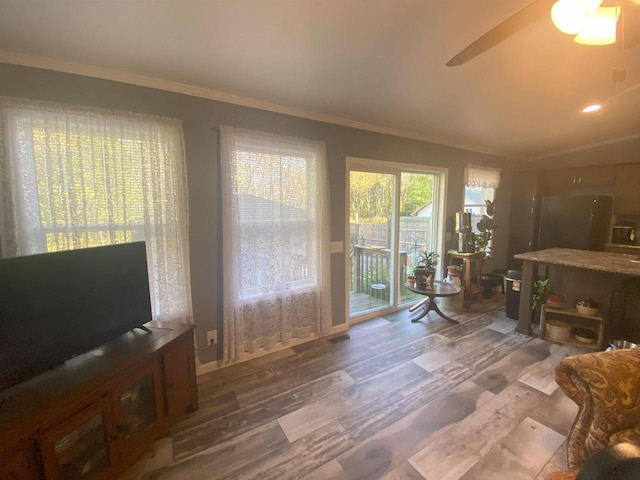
[513,248,640,335]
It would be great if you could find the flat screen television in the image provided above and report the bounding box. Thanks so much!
[0,241,153,391]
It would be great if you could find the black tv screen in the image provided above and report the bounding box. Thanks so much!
[0,241,153,391]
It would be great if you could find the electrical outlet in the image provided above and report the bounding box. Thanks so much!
[206,330,217,345]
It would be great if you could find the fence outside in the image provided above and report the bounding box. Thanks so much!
[349,217,433,298]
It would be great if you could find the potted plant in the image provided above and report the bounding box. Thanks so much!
[414,251,439,289]
[416,251,440,271]
[447,264,463,276]
[531,278,551,313]
[475,214,497,256]
[406,265,416,287]
[446,263,463,287]
[405,255,417,287]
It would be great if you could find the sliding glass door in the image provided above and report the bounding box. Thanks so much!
[349,170,396,314]
[398,172,437,306]
[348,159,446,320]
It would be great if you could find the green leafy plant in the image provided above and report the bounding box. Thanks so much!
[475,215,498,253]
[531,279,551,311]
[416,251,439,270]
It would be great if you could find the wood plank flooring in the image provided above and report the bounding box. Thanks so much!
[122,294,588,480]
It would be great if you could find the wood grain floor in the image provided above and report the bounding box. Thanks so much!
[122,294,588,480]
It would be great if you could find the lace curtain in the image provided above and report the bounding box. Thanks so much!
[464,164,501,189]
[0,97,193,323]
[219,126,332,363]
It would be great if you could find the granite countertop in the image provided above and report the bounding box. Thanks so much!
[514,248,640,277]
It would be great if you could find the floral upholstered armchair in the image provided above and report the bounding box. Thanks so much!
[546,348,640,480]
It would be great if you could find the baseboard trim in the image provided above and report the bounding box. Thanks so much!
[195,323,349,375]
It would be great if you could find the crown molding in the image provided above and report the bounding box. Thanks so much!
[1,51,636,163]
[0,50,509,158]
[527,132,640,161]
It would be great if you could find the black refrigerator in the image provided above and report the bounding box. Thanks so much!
[537,195,612,251]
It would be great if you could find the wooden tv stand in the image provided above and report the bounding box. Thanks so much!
[0,321,198,479]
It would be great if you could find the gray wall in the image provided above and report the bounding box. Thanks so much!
[0,63,517,363]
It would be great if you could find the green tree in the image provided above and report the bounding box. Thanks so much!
[350,171,434,222]
[350,171,393,222]
[400,173,433,216]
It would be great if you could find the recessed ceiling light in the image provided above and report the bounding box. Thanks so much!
[582,104,602,113]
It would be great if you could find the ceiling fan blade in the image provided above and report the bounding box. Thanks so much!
[446,0,556,67]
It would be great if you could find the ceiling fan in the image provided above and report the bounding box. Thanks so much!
[446,0,640,68]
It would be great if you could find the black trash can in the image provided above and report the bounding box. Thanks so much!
[482,273,503,299]
[506,269,522,320]
[493,269,507,293]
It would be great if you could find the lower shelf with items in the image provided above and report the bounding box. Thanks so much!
[540,305,605,350]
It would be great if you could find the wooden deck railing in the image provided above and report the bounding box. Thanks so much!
[351,245,407,297]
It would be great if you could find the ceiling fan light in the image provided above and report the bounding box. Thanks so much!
[574,6,619,45]
[582,104,602,112]
[551,0,602,35]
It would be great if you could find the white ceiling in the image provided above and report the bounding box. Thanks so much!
[0,0,639,160]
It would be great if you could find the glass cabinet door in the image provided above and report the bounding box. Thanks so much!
[117,373,157,443]
[54,413,109,479]
[42,397,118,480]
[113,361,164,461]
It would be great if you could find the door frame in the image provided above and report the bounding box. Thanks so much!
[345,156,448,326]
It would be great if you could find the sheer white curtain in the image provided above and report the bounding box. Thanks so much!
[463,164,500,258]
[464,164,501,189]
[220,126,331,363]
[0,97,192,323]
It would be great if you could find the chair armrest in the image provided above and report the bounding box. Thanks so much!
[555,348,640,468]
[610,427,640,446]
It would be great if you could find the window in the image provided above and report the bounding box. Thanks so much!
[0,97,192,323]
[233,152,317,297]
[463,186,495,232]
[464,165,500,255]
[220,126,331,362]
